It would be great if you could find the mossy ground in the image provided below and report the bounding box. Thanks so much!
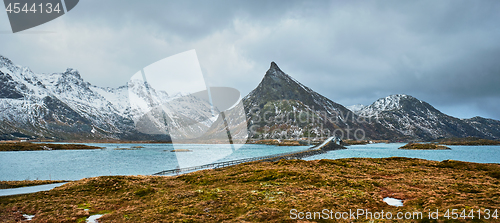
[0,142,102,151]
[1,158,499,222]
[0,180,67,189]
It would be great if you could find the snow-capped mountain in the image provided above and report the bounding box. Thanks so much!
[1,54,498,142]
[243,62,402,140]
[356,94,500,140]
[356,94,416,117]
[464,117,500,140]
[346,104,365,112]
[0,55,214,141]
[0,55,150,140]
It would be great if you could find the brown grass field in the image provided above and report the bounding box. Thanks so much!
[0,143,102,151]
[1,158,499,222]
[0,180,68,190]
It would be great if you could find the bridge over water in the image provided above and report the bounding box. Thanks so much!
[152,136,346,176]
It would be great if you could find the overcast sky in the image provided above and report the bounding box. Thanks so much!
[1,0,499,120]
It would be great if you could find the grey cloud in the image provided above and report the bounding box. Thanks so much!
[0,0,499,120]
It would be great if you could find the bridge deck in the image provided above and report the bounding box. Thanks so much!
[153,137,343,176]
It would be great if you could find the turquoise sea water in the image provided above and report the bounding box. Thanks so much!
[0,143,309,181]
[304,143,500,163]
[1,143,499,181]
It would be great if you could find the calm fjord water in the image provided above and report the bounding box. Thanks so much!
[304,143,500,163]
[0,143,308,181]
[1,143,499,181]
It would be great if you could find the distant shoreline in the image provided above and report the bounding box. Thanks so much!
[433,138,500,146]
[0,142,102,151]
[2,137,499,149]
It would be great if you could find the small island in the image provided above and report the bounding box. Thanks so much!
[399,143,451,150]
[432,137,500,146]
[0,142,102,151]
[111,146,145,150]
[113,146,144,150]
[170,149,193,152]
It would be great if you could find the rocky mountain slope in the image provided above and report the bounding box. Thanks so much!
[0,55,169,141]
[0,55,233,141]
[1,54,498,142]
[356,94,500,140]
[243,62,403,140]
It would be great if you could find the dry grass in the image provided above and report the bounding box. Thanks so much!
[0,143,102,151]
[1,158,499,222]
[0,180,68,189]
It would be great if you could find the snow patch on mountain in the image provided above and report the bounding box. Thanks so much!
[346,104,365,112]
[357,94,417,117]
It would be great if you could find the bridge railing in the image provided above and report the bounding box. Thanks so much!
[153,137,337,176]
[152,148,313,176]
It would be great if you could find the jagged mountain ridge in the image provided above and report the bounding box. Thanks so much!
[243,62,403,140]
[1,54,498,141]
[356,94,500,140]
[0,55,169,140]
[0,56,99,140]
[0,55,225,141]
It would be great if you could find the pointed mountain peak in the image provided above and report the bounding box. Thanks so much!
[375,94,421,104]
[386,94,415,100]
[369,94,419,111]
[270,61,279,69]
[244,61,347,114]
[358,94,438,118]
[0,55,19,72]
[62,68,82,79]
[265,61,288,78]
[0,55,14,65]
